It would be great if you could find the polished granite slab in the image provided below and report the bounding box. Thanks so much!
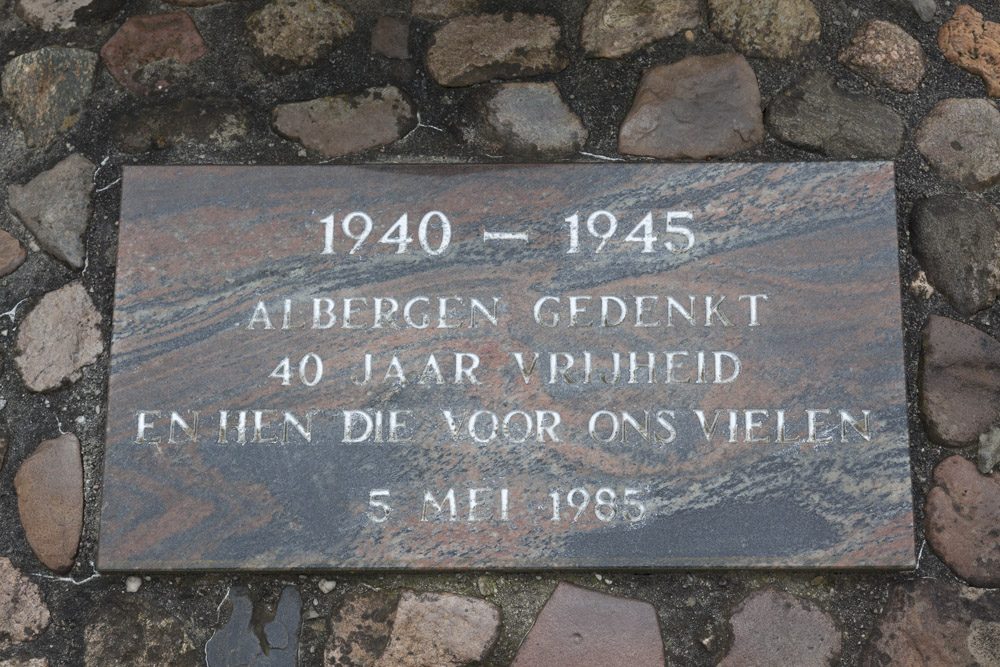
[98,163,914,571]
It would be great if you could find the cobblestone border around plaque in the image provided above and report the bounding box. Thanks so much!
[0,0,998,664]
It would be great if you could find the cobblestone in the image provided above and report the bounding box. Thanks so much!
[925,455,1000,587]
[477,82,587,157]
[838,20,926,93]
[916,98,1000,191]
[862,579,1000,664]
[0,558,50,651]
[14,434,83,574]
[15,282,103,392]
[272,85,417,158]
[1,47,97,148]
[618,53,763,159]
[767,71,904,159]
[708,0,820,60]
[246,0,355,73]
[426,13,567,87]
[910,192,1000,316]
[100,13,209,94]
[581,0,700,58]
[919,315,1000,448]
[938,4,1000,98]
[7,154,94,269]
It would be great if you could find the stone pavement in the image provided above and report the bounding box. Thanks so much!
[0,0,999,664]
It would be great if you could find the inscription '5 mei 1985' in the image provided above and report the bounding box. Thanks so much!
[99,163,914,571]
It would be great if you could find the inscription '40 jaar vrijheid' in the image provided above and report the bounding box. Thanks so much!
[99,164,913,570]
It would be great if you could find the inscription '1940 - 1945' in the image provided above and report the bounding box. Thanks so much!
[98,163,914,571]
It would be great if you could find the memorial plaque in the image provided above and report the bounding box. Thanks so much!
[98,163,914,571]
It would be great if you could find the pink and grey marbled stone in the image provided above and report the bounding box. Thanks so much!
[98,163,912,571]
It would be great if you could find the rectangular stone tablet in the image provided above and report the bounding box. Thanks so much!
[98,163,915,571]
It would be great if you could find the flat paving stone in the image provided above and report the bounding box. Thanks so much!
[247,0,354,73]
[85,598,199,666]
[1,47,97,148]
[7,153,94,269]
[618,53,763,159]
[372,17,409,59]
[512,582,663,667]
[375,591,500,666]
[919,315,1000,448]
[581,0,700,58]
[0,557,50,651]
[0,230,27,278]
[939,4,1000,98]
[708,0,820,60]
[838,20,925,93]
[114,98,249,153]
[14,434,83,574]
[861,579,1000,665]
[910,193,1000,316]
[100,12,210,94]
[767,71,904,159]
[411,0,477,20]
[15,282,103,393]
[15,0,125,31]
[325,590,398,666]
[205,586,301,667]
[925,455,1000,587]
[426,13,567,87]
[915,98,1000,191]
[479,82,587,157]
[720,588,841,666]
[272,85,417,158]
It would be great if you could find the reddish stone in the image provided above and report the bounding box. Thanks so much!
[919,315,1000,448]
[925,456,1000,586]
[838,20,926,93]
[14,434,84,574]
[0,557,50,651]
[720,589,840,666]
[15,281,103,392]
[861,579,1000,665]
[100,13,209,94]
[375,591,500,666]
[512,582,664,667]
[0,231,27,277]
[618,53,764,159]
[272,86,417,158]
[938,5,1000,97]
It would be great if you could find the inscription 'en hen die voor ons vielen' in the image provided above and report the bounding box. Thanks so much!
[99,163,914,571]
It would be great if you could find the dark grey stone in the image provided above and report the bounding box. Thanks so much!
[206,586,302,667]
[910,193,1000,316]
[766,71,905,159]
[7,154,94,269]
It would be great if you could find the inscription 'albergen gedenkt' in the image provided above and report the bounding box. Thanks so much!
[133,207,874,527]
